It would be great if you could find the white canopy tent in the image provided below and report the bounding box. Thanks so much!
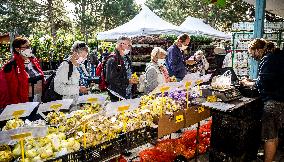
[97,6,194,40]
[179,16,231,40]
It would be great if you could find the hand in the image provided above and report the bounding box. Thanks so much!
[186,60,196,65]
[239,79,255,87]
[79,86,89,94]
[129,77,139,84]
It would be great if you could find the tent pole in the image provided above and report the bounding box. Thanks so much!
[249,0,266,79]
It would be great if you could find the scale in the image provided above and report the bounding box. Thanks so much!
[212,87,242,102]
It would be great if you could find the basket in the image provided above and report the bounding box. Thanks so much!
[45,149,83,162]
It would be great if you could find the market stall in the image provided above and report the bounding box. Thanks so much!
[96,5,192,40]
[0,70,263,162]
[179,16,231,40]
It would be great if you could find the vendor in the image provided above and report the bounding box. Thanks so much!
[144,47,170,94]
[187,50,209,75]
[240,39,284,162]
[0,37,44,108]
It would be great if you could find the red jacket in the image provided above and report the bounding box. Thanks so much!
[0,53,44,108]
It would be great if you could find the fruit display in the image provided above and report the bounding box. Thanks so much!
[46,112,67,126]
[0,145,13,162]
[2,119,24,131]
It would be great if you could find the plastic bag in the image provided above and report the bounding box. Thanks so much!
[211,70,232,90]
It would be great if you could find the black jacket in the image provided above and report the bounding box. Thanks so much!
[105,50,129,98]
[256,49,284,102]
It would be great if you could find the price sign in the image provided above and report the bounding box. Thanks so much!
[87,98,98,103]
[185,81,192,109]
[207,95,217,102]
[175,115,184,123]
[118,105,130,112]
[12,110,25,119]
[50,103,63,111]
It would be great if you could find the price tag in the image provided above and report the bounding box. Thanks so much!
[87,98,98,103]
[175,115,184,123]
[185,81,192,89]
[160,86,170,93]
[12,110,25,118]
[10,132,31,140]
[196,80,203,85]
[50,103,63,110]
[207,95,217,102]
[198,106,205,113]
[118,105,130,112]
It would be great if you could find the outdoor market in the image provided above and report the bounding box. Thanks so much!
[0,0,283,161]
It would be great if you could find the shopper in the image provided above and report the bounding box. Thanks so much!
[89,48,99,77]
[187,50,209,75]
[144,47,170,94]
[165,33,190,81]
[54,41,89,102]
[105,36,138,102]
[0,37,44,108]
[240,39,284,162]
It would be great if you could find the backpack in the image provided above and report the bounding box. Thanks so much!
[42,61,73,103]
[96,53,120,91]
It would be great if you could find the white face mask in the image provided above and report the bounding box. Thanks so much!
[77,57,86,64]
[157,59,165,66]
[123,49,130,55]
[20,48,34,57]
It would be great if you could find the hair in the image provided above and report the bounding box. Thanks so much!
[71,41,89,53]
[249,38,276,59]
[194,50,204,56]
[12,37,29,53]
[151,47,167,62]
[177,33,190,43]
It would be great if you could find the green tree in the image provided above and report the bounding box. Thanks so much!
[146,0,252,31]
[0,0,42,35]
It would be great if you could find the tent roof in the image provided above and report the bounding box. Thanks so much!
[179,16,231,40]
[97,6,192,40]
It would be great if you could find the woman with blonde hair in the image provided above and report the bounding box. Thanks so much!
[241,38,284,162]
[144,47,170,94]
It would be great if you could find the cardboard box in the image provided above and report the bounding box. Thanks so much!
[158,110,185,138]
[184,105,211,127]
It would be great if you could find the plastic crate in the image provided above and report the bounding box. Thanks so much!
[46,149,83,162]
[83,134,126,162]
[125,126,158,150]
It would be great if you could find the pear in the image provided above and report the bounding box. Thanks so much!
[12,144,21,157]
[26,149,37,158]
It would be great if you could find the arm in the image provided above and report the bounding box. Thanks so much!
[168,48,184,73]
[145,67,159,94]
[54,62,80,96]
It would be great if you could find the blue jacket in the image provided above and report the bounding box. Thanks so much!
[256,49,284,102]
[165,44,187,79]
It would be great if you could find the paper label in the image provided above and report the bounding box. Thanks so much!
[175,115,184,123]
[78,94,107,104]
[118,105,130,112]
[185,81,191,89]
[12,110,25,118]
[198,106,205,113]
[10,132,32,140]
[37,99,73,114]
[0,102,39,121]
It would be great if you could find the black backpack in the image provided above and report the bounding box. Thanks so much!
[42,61,73,103]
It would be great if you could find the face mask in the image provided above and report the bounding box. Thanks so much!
[77,57,86,64]
[20,48,34,57]
[123,49,130,55]
[157,59,165,66]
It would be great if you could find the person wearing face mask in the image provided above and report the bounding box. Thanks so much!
[187,50,209,75]
[165,33,190,82]
[240,39,284,162]
[53,41,89,104]
[105,36,138,102]
[144,47,170,94]
[0,37,44,108]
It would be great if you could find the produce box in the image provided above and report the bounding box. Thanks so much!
[184,105,211,127]
[158,110,185,138]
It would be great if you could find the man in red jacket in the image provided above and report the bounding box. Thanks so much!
[0,37,44,108]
